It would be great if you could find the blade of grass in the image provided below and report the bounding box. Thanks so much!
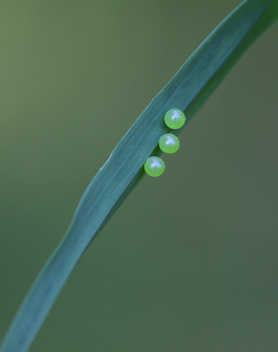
[1,0,277,351]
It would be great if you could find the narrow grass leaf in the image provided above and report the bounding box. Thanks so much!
[1,0,277,351]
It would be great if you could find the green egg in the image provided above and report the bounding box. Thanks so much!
[164,109,186,129]
[159,134,180,154]
[144,157,165,177]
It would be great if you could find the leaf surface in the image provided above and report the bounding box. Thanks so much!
[1,0,277,351]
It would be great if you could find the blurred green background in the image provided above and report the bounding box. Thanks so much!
[0,1,278,351]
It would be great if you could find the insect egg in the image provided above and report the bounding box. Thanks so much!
[159,134,180,154]
[144,157,165,177]
[164,109,186,129]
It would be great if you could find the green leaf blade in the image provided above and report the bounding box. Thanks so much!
[1,0,277,351]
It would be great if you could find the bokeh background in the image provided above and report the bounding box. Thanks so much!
[1,1,278,351]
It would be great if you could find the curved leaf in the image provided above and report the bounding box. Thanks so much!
[1,0,277,351]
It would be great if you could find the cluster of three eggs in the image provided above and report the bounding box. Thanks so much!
[144,109,186,177]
